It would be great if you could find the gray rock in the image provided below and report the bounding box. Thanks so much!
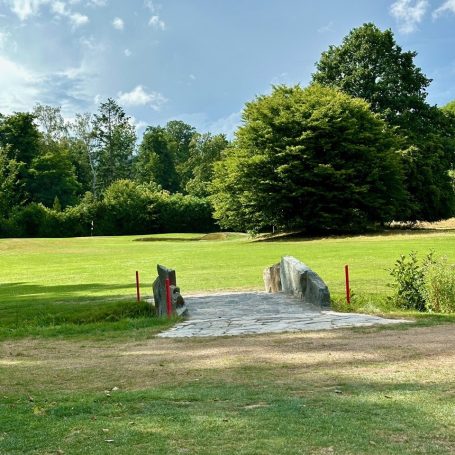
[263,263,282,292]
[280,256,330,308]
[152,264,187,316]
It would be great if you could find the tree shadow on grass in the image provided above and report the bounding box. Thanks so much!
[0,282,152,328]
[254,227,455,243]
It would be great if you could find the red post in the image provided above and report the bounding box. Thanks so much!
[136,271,141,302]
[165,278,172,317]
[345,264,351,304]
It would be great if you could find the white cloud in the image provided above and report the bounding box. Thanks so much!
[0,54,40,112]
[390,0,428,33]
[112,16,124,30]
[433,0,455,17]
[144,0,155,12]
[130,116,148,133]
[51,0,65,15]
[117,85,167,110]
[124,48,132,57]
[5,0,48,21]
[86,0,106,6]
[79,34,105,52]
[0,53,95,116]
[2,0,89,27]
[69,12,88,27]
[149,15,165,30]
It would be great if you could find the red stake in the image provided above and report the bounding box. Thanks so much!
[345,264,351,304]
[165,278,172,318]
[136,271,141,302]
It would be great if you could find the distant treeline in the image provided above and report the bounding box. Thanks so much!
[1,23,454,237]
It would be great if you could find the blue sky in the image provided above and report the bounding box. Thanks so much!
[1,0,455,137]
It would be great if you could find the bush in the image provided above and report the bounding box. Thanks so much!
[423,259,455,313]
[155,192,216,233]
[1,181,217,238]
[389,251,455,313]
[95,180,158,236]
[7,203,65,238]
[388,251,435,311]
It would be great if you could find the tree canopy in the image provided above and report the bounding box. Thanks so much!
[211,84,407,233]
[313,23,431,131]
[313,23,454,221]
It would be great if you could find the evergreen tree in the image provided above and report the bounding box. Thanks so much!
[92,98,136,193]
[134,126,180,192]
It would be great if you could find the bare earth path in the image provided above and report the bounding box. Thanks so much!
[159,292,408,338]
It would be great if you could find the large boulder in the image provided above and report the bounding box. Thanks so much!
[152,264,187,316]
[279,256,330,308]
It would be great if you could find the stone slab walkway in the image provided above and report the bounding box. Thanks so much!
[158,292,408,338]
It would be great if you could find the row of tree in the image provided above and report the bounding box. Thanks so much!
[0,99,228,236]
[211,23,455,233]
[1,23,454,236]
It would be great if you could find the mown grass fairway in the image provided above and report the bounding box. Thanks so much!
[1,230,455,334]
[1,231,455,453]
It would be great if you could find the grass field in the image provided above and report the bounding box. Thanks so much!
[1,230,455,453]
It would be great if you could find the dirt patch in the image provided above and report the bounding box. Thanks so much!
[1,324,454,395]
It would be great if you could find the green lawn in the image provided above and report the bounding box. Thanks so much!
[1,231,455,454]
[1,230,454,335]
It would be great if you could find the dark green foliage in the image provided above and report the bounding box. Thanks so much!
[388,252,434,311]
[313,23,455,221]
[94,180,157,235]
[211,84,406,233]
[313,23,431,130]
[165,120,196,169]
[185,133,229,197]
[0,146,23,217]
[134,126,180,192]
[92,98,136,192]
[154,192,216,233]
[0,182,215,237]
[0,112,41,165]
[28,146,81,208]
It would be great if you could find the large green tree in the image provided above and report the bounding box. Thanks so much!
[0,112,42,207]
[92,99,136,192]
[0,112,41,165]
[0,146,22,217]
[71,113,97,197]
[28,148,81,208]
[211,85,407,233]
[313,23,431,130]
[134,126,180,192]
[185,133,229,197]
[313,23,454,221]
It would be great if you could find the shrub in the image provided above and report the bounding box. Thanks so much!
[155,192,216,233]
[388,251,435,311]
[96,180,158,235]
[423,259,455,313]
[8,203,64,238]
